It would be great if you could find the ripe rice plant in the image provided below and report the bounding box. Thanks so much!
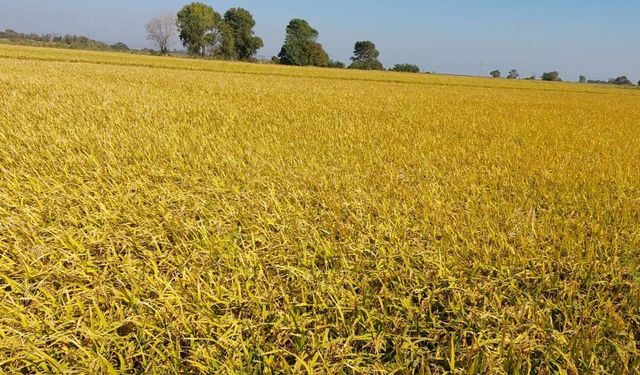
[0,44,639,373]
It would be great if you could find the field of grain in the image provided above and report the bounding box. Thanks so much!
[1,44,639,373]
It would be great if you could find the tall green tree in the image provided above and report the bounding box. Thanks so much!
[223,8,264,60]
[177,2,221,56]
[352,41,379,62]
[349,41,383,70]
[278,19,329,67]
[207,21,235,59]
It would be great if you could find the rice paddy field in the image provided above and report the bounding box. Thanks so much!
[1,44,639,374]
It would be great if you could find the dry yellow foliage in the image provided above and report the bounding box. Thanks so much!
[1,44,639,373]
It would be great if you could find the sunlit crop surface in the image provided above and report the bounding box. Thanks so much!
[1,45,639,373]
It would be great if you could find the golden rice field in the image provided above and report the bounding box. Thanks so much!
[1,44,639,374]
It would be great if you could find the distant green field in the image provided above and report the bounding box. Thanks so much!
[1,44,639,374]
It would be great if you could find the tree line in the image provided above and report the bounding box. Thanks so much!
[0,29,130,51]
[147,2,422,73]
[581,75,637,86]
[490,69,638,85]
[490,70,563,82]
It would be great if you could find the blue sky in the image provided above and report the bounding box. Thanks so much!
[1,0,638,81]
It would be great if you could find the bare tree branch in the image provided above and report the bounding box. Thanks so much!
[146,13,177,55]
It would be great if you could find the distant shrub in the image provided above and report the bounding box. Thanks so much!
[348,60,384,71]
[111,42,130,51]
[541,71,562,81]
[390,63,420,73]
[611,76,632,85]
[328,60,345,69]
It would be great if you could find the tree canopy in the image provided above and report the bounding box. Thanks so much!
[176,2,221,56]
[352,41,379,62]
[349,41,383,70]
[278,19,329,67]
[224,8,264,60]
